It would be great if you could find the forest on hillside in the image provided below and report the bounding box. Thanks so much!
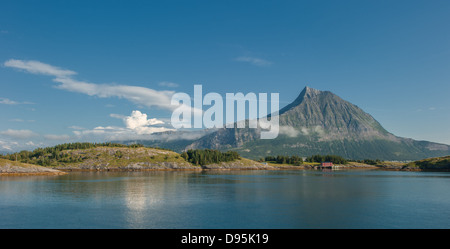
[0,142,149,166]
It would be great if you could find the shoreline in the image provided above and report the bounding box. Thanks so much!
[2,161,448,176]
[0,172,68,176]
[0,158,68,176]
[2,167,448,176]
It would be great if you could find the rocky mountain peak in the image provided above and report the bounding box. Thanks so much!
[277,86,391,140]
[278,86,324,114]
[303,86,321,96]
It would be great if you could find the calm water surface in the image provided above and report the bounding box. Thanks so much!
[1,169,450,228]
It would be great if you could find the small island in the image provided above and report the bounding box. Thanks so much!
[0,143,273,175]
[1,142,449,175]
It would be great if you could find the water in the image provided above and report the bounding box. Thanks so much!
[1,169,450,228]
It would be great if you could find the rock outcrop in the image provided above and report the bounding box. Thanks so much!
[0,158,67,176]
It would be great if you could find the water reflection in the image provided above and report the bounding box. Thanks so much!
[1,170,450,228]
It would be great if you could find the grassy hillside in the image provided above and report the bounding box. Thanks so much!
[0,143,267,170]
[53,146,193,169]
[405,156,450,170]
[0,142,185,167]
[0,158,66,175]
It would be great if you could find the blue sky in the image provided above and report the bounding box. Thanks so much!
[1,0,450,152]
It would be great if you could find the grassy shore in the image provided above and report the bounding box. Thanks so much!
[0,158,67,176]
[2,144,448,175]
[404,156,450,171]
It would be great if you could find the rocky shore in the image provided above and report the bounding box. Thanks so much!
[0,159,67,176]
[55,161,202,171]
[54,158,275,171]
[202,158,275,170]
[5,145,446,175]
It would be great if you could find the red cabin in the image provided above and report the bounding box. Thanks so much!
[321,162,333,167]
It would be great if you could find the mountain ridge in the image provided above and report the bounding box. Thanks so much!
[184,86,450,160]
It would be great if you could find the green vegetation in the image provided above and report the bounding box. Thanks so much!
[406,156,450,170]
[261,154,393,167]
[0,158,36,168]
[180,149,240,166]
[305,154,348,164]
[0,158,67,175]
[261,154,349,166]
[263,155,303,166]
[0,142,173,166]
[353,159,382,165]
[0,143,245,168]
[234,137,450,161]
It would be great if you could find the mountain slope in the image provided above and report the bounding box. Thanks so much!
[186,87,450,161]
[2,143,273,171]
[278,87,391,140]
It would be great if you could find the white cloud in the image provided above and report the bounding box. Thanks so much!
[25,141,35,146]
[124,110,164,129]
[43,134,71,140]
[69,110,175,142]
[3,59,207,148]
[235,56,272,67]
[0,129,39,139]
[9,118,24,122]
[279,126,300,137]
[313,126,325,136]
[53,77,177,110]
[158,81,179,88]
[4,59,177,110]
[1,111,178,151]
[0,138,45,152]
[300,127,309,135]
[68,126,85,130]
[4,59,76,78]
[4,59,207,129]
[147,129,216,141]
[109,113,125,119]
[111,110,173,135]
[0,97,34,105]
[9,119,35,122]
[0,98,19,105]
[0,140,13,151]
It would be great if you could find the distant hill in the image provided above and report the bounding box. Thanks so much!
[115,129,216,152]
[405,156,450,170]
[185,87,450,161]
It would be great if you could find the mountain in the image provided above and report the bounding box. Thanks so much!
[185,87,450,161]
